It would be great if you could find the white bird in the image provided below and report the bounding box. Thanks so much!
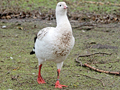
[30,2,75,88]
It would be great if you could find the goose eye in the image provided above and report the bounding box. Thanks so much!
[59,5,61,7]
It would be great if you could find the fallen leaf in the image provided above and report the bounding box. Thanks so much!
[6,15,11,19]
[11,75,19,80]
[17,27,23,30]
[13,67,20,71]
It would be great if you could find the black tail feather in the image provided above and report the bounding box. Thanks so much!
[30,35,37,55]
[30,51,35,55]
[34,35,37,43]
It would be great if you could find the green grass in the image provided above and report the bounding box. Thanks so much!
[0,0,120,14]
[0,19,120,89]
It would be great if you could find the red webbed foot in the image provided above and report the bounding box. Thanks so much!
[37,77,46,84]
[55,80,67,88]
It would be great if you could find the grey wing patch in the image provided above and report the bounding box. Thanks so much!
[37,27,53,40]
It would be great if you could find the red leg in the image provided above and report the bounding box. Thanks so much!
[37,64,46,84]
[55,69,67,88]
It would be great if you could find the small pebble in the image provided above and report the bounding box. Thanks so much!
[82,30,85,32]
[32,73,35,75]
[10,57,13,59]
[2,25,7,29]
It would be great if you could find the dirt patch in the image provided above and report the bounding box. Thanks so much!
[0,10,120,24]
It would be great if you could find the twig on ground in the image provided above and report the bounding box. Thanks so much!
[83,63,120,76]
[75,56,83,66]
[75,59,120,76]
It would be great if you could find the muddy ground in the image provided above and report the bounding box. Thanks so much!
[0,18,120,90]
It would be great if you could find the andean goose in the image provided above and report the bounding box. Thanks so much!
[30,2,75,88]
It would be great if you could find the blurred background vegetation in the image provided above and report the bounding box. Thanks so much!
[0,0,120,14]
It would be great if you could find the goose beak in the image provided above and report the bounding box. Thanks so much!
[64,5,68,9]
